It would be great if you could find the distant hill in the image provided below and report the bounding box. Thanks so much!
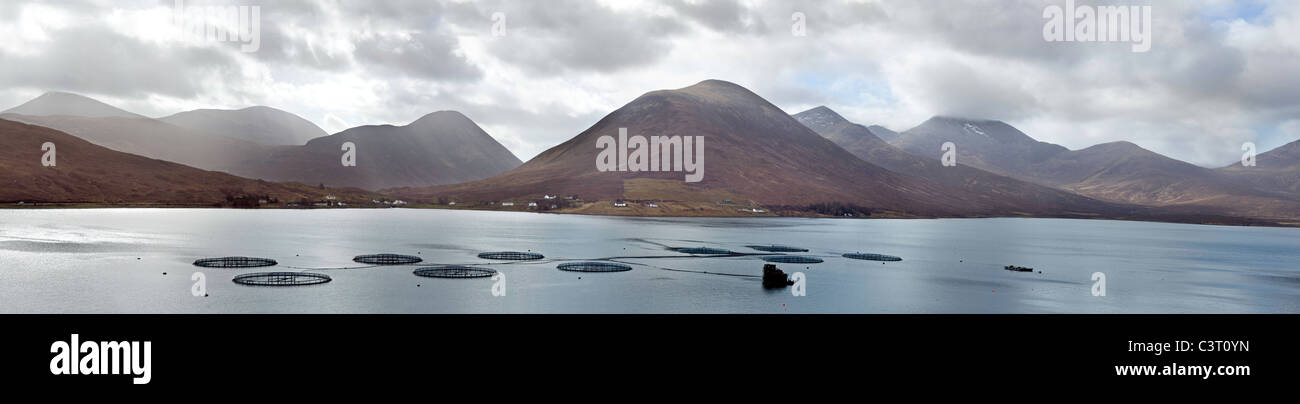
[1024,141,1300,220]
[1217,139,1300,198]
[2,92,142,119]
[793,106,1120,216]
[0,118,367,205]
[159,106,329,146]
[887,115,1300,222]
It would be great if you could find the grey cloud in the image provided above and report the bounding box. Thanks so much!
[468,0,687,74]
[666,0,769,34]
[354,31,481,80]
[0,24,236,99]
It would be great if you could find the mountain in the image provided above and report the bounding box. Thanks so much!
[1069,142,1300,221]
[891,116,1069,177]
[0,113,267,174]
[2,91,142,119]
[1216,139,1300,198]
[1015,141,1300,222]
[0,118,365,205]
[881,114,1300,223]
[793,106,1119,215]
[1,93,522,190]
[392,80,1078,217]
[236,111,523,190]
[159,106,328,145]
[865,125,900,143]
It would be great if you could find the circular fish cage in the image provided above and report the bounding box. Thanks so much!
[477,251,544,261]
[232,272,331,286]
[557,261,633,273]
[193,256,278,268]
[353,253,423,265]
[747,245,808,253]
[761,255,824,264]
[674,247,732,255]
[413,265,497,279]
[843,253,903,262]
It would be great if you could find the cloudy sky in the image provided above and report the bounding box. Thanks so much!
[1,0,1297,166]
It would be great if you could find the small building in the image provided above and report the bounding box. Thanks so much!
[392,200,407,206]
[501,202,515,207]
[647,203,659,208]
[543,194,557,200]
[325,194,337,200]
[527,202,538,207]
[613,201,628,207]
[448,201,457,205]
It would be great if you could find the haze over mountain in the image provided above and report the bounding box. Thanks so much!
[793,106,1117,215]
[1,93,521,190]
[159,106,329,146]
[2,92,142,119]
[237,111,523,190]
[0,113,266,175]
[0,118,362,204]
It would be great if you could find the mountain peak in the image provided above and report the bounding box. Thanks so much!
[792,106,851,134]
[3,91,141,118]
[407,110,477,130]
[657,79,769,105]
[685,79,748,91]
[159,105,327,146]
[1083,140,1150,155]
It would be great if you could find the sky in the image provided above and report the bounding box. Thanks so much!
[1,0,1298,166]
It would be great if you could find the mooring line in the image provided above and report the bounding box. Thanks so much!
[607,259,760,278]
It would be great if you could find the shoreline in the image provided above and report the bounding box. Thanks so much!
[3,202,1294,229]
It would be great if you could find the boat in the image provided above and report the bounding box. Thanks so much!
[1004,265,1034,272]
[762,264,794,288]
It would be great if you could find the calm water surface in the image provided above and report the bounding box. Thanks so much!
[1,208,1297,313]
